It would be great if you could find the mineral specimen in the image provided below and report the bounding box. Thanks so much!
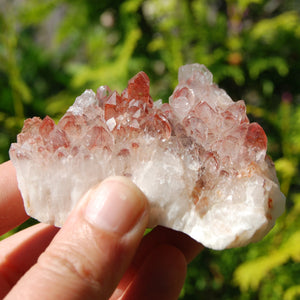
[9,64,285,250]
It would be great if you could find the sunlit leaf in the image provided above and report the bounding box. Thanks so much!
[248,57,289,79]
[250,11,300,43]
[234,231,300,291]
[284,285,300,300]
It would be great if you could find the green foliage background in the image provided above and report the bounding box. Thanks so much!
[1,0,300,298]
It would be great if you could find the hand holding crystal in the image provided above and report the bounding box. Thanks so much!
[0,161,202,299]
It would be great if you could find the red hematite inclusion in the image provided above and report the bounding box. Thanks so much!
[13,66,268,168]
[245,123,267,150]
[98,71,171,140]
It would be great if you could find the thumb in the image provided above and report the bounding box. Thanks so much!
[6,177,149,300]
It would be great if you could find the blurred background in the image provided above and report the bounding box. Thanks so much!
[0,0,300,299]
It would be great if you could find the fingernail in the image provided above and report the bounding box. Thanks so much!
[85,177,147,235]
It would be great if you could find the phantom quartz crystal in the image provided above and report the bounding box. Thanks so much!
[9,64,285,250]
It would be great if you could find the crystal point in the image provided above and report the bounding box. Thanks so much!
[10,63,285,250]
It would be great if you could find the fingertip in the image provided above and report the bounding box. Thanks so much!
[83,176,149,235]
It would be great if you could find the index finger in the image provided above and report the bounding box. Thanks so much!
[0,161,29,236]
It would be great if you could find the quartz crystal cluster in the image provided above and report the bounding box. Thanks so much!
[9,64,285,250]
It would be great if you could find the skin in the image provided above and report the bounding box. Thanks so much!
[0,161,203,299]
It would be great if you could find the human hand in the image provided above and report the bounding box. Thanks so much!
[0,161,203,299]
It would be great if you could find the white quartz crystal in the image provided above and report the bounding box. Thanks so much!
[10,64,285,250]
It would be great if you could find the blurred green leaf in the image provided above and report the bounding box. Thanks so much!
[236,0,263,11]
[250,11,300,43]
[284,285,300,300]
[248,57,289,79]
[234,231,300,291]
[18,0,59,25]
[121,0,145,13]
[275,158,297,195]
[69,28,142,90]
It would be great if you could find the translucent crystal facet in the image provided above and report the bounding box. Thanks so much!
[9,64,285,250]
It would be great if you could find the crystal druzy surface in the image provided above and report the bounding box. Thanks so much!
[9,64,285,250]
